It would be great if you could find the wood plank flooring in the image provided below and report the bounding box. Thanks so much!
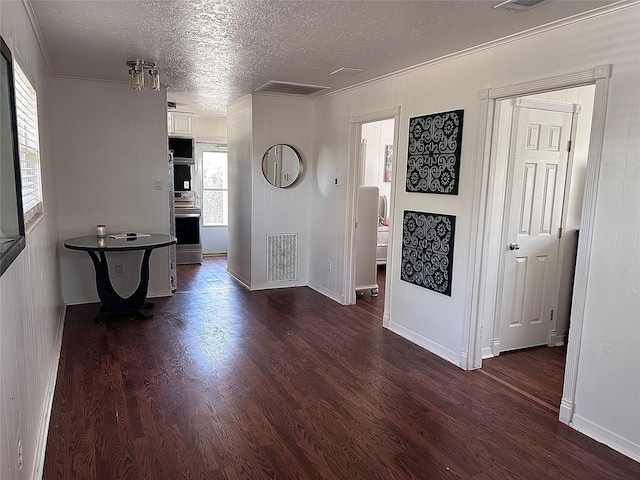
[43,257,640,479]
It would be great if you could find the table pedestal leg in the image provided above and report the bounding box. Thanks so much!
[87,249,155,323]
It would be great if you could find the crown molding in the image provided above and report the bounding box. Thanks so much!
[22,0,53,77]
[318,0,637,100]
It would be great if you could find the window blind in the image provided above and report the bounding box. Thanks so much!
[14,61,42,224]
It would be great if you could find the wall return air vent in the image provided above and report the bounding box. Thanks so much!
[494,0,546,12]
[255,80,330,96]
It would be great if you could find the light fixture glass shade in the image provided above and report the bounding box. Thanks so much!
[129,67,144,91]
[148,69,160,91]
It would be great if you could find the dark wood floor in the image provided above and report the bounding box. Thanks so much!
[44,257,640,479]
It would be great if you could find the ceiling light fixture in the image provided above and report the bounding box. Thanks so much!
[126,60,160,91]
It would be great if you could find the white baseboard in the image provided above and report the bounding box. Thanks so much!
[559,398,574,424]
[481,347,495,359]
[308,282,345,305]
[32,303,66,480]
[571,414,640,463]
[225,269,250,289]
[250,280,307,291]
[386,321,461,368]
[382,311,391,327]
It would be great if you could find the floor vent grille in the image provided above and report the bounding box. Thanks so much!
[267,234,298,282]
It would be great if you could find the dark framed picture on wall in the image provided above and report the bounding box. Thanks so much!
[406,109,464,195]
[400,210,456,296]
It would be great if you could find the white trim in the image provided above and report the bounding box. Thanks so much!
[560,71,611,425]
[388,321,462,368]
[316,3,630,101]
[464,88,492,370]
[343,121,361,306]
[21,0,53,77]
[32,304,65,480]
[308,282,345,305]
[488,66,610,100]
[515,98,581,114]
[24,211,46,235]
[226,268,251,290]
[481,347,495,360]
[348,107,401,125]
[469,66,612,428]
[250,280,307,291]
[383,111,402,330]
[571,414,640,462]
[344,107,401,310]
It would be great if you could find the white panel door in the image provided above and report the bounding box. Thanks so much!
[498,105,574,352]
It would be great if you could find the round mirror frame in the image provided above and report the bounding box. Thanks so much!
[261,144,304,189]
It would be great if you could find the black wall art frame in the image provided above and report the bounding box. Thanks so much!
[406,109,464,195]
[400,211,455,296]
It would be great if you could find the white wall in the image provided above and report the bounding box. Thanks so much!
[53,78,171,304]
[227,95,253,285]
[250,95,313,289]
[0,2,65,479]
[193,115,227,143]
[308,4,640,460]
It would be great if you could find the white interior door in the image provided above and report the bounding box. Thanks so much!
[498,103,574,352]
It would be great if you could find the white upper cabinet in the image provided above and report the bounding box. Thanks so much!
[168,112,193,136]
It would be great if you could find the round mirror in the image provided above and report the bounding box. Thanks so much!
[261,144,303,188]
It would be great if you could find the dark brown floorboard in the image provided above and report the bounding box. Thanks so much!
[43,257,640,479]
[481,346,567,412]
[354,264,386,319]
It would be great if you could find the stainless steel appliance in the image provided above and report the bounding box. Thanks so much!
[168,153,177,290]
[174,190,202,264]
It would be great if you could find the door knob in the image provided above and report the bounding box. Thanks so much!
[508,242,520,251]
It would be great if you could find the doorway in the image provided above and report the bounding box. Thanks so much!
[354,118,396,316]
[344,107,400,324]
[196,142,228,255]
[493,86,595,356]
[477,82,601,414]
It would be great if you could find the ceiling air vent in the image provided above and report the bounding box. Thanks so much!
[494,0,546,12]
[254,80,330,96]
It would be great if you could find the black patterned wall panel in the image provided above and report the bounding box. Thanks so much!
[401,211,456,296]
[406,109,464,195]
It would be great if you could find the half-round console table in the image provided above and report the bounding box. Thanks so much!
[64,234,176,323]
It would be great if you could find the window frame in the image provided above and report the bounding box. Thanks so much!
[198,144,228,227]
[13,58,43,227]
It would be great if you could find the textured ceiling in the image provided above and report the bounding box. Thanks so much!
[29,0,617,116]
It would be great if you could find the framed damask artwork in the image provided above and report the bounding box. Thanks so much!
[406,109,464,195]
[400,211,455,296]
[384,144,393,182]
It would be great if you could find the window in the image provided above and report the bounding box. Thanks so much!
[13,61,42,225]
[202,149,228,226]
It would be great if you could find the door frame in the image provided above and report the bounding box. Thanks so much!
[468,65,611,426]
[195,142,229,254]
[344,107,401,322]
[494,99,581,354]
